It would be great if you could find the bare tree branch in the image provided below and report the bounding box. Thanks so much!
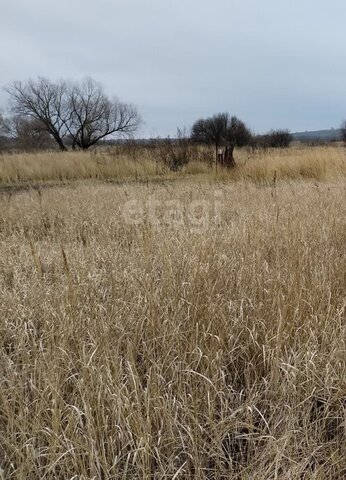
[4,77,141,151]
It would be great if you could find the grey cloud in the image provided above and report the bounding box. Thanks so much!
[1,0,346,135]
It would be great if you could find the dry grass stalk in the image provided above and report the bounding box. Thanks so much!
[0,149,345,478]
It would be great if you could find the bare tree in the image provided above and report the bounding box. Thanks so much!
[224,116,252,167]
[191,113,229,164]
[0,112,9,150]
[0,113,54,151]
[15,117,53,150]
[65,78,141,150]
[0,114,15,139]
[5,77,141,151]
[191,113,251,167]
[5,78,70,150]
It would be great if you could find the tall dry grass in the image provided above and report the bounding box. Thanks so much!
[0,177,345,478]
[231,146,346,183]
[0,150,165,185]
[0,145,345,186]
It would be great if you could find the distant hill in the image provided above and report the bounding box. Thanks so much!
[292,129,341,142]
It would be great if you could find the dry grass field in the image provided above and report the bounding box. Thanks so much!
[0,146,345,478]
[0,145,345,186]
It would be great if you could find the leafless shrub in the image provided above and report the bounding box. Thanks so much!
[151,128,198,171]
[252,129,292,151]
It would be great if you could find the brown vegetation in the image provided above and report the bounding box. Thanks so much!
[0,145,345,186]
[0,146,345,478]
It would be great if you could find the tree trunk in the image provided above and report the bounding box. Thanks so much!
[51,132,67,151]
[46,125,67,151]
[224,145,236,168]
[56,138,68,152]
[215,144,218,171]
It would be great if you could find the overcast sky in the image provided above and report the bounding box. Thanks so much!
[1,0,346,136]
